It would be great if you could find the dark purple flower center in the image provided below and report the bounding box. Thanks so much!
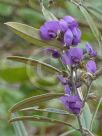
[71,56,79,63]
[48,30,57,38]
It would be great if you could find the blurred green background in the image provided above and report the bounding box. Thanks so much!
[0,0,102,136]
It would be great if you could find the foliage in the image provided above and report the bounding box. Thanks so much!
[0,0,102,136]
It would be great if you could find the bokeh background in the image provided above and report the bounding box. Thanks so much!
[0,0,102,136]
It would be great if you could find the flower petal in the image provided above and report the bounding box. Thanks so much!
[86,60,96,74]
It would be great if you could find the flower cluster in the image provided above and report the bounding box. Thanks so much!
[40,16,81,46]
[39,16,97,115]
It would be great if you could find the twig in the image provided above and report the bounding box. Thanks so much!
[77,115,85,136]
[83,81,92,103]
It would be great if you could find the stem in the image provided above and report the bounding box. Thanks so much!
[80,0,84,5]
[71,67,78,94]
[83,81,92,103]
[71,68,76,94]
[77,116,85,136]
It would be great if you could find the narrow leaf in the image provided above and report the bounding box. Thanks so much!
[80,103,92,129]
[9,115,77,130]
[80,6,102,44]
[5,22,61,49]
[7,56,62,74]
[9,93,64,113]
[21,107,73,115]
[90,97,102,131]
[42,4,58,21]
[12,113,28,136]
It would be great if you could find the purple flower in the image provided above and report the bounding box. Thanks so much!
[57,75,71,95]
[57,75,67,85]
[64,85,71,95]
[45,48,60,58]
[86,42,97,57]
[72,27,81,45]
[40,21,60,40]
[59,19,68,33]
[62,48,83,66]
[64,29,73,46]
[60,95,83,114]
[63,16,78,29]
[86,60,96,74]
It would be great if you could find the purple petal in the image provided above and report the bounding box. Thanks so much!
[57,75,67,85]
[86,60,96,74]
[40,25,50,40]
[71,108,80,114]
[69,48,83,61]
[60,95,83,115]
[60,96,70,110]
[62,48,83,66]
[72,27,81,45]
[63,16,78,28]
[59,19,68,32]
[68,95,79,103]
[64,85,71,95]
[62,50,72,65]
[86,42,97,57]
[64,29,73,46]
[45,21,60,34]
[40,21,60,40]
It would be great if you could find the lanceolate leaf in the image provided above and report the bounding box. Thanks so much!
[80,6,102,44]
[9,93,64,113]
[21,107,73,116]
[12,113,28,136]
[42,4,58,21]
[90,97,102,131]
[80,103,92,129]
[7,56,62,74]
[5,22,62,49]
[9,115,77,130]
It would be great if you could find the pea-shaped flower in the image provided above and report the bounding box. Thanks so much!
[64,28,73,46]
[86,60,96,74]
[60,95,83,115]
[62,48,83,66]
[40,21,60,40]
[59,19,68,33]
[63,16,78,29]
[72,27,81,46]
[86,42,97,57]
[57,75,70,95]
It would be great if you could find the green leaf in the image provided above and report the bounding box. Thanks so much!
[12,113,28,136]
[9,93,64,113]
[9,115,77,130]
[90,97,102,131]
[7,56,62,74]
[5,22,61,49]
[80,103,92,129]
[41,4,58,21]
[79,6,102,45]
[21,107,72,115]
